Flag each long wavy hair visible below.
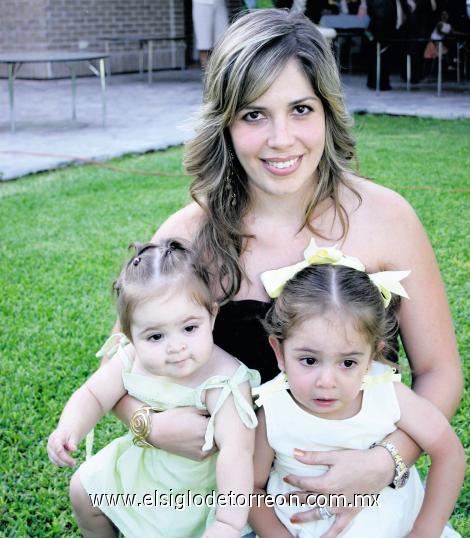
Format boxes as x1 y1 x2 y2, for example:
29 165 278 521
185 9 359 302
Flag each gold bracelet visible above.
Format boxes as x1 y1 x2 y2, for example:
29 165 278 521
130 406 159 448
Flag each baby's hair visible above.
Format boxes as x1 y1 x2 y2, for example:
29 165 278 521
264 265 400 364
113 239 215 341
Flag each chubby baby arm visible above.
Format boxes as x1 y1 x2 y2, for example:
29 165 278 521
47 354 126 467
202 380 256 537
250 408 293 538
394 383 466 538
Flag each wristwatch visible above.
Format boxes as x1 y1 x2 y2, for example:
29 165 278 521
370 441 410 489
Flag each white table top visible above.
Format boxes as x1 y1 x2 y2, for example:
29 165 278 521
98 35 185 42
0 51 109 63
319 14 370 30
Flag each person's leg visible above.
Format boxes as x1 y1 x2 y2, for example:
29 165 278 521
70 471 118 538
213 0 229 46
192 2 214 68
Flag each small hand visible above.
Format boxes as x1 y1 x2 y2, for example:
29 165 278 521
151 407 217 461
47 428 78 467
201 520 240 538
286 500 362 538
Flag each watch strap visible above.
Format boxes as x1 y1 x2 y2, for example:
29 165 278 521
370 440 409 489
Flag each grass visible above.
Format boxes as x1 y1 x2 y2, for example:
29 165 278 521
0 115 469 537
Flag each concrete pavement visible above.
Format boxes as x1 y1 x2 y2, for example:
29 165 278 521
1 67 469 181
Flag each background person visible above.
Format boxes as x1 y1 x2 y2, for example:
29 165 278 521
192 0 229 68
365 0 398 89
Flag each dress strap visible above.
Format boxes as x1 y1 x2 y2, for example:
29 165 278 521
85 429 94 461
252 372 289 408
361 364 401 390
199 365 259 452
95 332 132 370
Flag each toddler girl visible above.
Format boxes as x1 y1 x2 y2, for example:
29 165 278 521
48 239 260 538
250 244 465 538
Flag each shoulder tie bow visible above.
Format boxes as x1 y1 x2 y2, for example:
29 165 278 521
252 372 289 408
198 365 259 452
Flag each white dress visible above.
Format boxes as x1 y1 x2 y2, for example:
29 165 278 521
254 362 454 538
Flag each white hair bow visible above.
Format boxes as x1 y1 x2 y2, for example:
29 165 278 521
260 239 410 307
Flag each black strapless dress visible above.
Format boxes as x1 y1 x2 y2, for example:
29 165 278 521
213 300 276 383
213 300 400 383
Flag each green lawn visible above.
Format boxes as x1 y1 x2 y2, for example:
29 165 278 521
0 115 468 537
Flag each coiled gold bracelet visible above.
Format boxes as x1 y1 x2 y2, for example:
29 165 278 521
129 406 160 448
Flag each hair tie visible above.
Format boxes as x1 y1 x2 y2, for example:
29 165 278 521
163 244 176 258
260 238 410 307
132 256 142 266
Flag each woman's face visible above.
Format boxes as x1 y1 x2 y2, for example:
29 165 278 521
229 58 325 201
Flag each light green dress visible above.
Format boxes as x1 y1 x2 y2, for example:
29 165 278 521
79 335 260 538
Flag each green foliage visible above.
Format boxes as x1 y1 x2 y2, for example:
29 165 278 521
0 117 468 536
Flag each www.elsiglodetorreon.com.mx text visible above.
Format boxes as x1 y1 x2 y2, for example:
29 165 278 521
89 490 380 510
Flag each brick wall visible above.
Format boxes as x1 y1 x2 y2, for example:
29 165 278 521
0 0 187 78
0 0 49 52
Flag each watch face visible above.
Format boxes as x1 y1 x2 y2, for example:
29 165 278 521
395 469 410 489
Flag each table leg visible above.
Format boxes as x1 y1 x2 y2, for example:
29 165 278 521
8 63 16 134
348 36 353 73
336 38 342 70
406 54 411 92
376 42 381 95
148 40 153 85
437 41 442 97
99 59 107 127
181 42 186 71
70 64 77 120
171 40 176 70
139 41 144 78
105 41 112 81
464 45 467 80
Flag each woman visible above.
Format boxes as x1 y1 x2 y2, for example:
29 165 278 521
110 9 462 537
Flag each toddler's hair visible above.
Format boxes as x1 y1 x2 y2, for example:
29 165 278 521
264 265 400 362
113 239 214 340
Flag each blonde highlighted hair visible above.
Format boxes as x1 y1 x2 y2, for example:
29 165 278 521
185 9 359 302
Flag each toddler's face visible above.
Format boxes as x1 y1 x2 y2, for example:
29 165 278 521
130 284 216 383
270 312 373 419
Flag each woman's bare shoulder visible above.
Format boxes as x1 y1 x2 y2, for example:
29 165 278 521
151 202 205 243
346 173 418 222
344 174 428 267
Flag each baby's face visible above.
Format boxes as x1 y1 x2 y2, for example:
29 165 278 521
272 312 373 420
130 285 216 383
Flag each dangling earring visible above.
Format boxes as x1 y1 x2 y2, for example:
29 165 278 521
226 147 237 207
